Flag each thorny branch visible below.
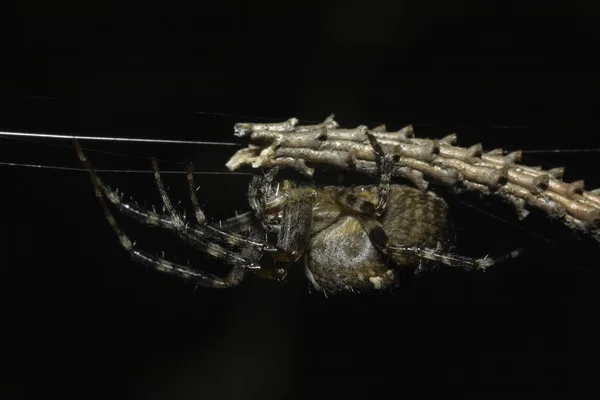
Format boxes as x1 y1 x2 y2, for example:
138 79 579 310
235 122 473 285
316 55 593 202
226 115 600 243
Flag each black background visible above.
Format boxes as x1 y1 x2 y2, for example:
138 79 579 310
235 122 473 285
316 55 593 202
2 1 600 397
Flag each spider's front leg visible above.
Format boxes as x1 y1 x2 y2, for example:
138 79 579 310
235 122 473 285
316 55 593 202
274 187 317 260
73 140 247 288
267 185 323 287
245 165 318 260
152 159 276 261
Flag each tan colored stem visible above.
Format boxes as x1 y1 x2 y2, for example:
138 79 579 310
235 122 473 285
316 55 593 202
226 115 600 241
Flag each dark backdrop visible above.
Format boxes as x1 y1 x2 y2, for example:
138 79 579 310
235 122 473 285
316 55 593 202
2 1 600 397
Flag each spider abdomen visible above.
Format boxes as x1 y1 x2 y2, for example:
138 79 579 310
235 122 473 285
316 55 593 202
305 185 452 293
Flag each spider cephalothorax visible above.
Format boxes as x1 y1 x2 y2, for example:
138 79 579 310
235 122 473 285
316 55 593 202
75 117 526 295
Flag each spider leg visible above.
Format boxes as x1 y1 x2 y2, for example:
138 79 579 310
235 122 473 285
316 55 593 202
366 132 394 217
74 140 263 270
124 233 245 288
275 187 317 260
186 163 255 235
73 140 245 288
186 163 207 225
328 134 393 218
214 211 256 233
248 173 265 219
186 163 257 234
185 164 258 237
387 244 523 272
176 161 277 252
248 166 317 262
248 167 281 230
248 175 262 218
355 209 522 273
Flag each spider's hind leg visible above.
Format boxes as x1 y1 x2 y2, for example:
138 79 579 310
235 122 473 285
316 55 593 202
329 133 394 218
366 132 394 217
388 243 523 272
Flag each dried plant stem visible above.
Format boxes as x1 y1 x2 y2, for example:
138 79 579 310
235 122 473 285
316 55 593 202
227 115 600 242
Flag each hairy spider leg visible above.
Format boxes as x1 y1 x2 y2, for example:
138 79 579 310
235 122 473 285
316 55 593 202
74 140 246 288
76 150 261 270
186 162 276 264
387 244 523 272
187 161 275 244
151 158 265 269
366 132 394 217
185 162 207 224
247 178 320 263
274 187 317 260
74 153 272 269
247 167 281 231
212 211 256 233
237 168 320 275
327 133 393 218
152 158 278 257
247 175 262 219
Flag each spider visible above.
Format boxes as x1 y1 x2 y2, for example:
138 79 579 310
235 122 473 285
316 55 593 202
74 123 521 295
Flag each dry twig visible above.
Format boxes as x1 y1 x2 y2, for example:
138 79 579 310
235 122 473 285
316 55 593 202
226 115 600 242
